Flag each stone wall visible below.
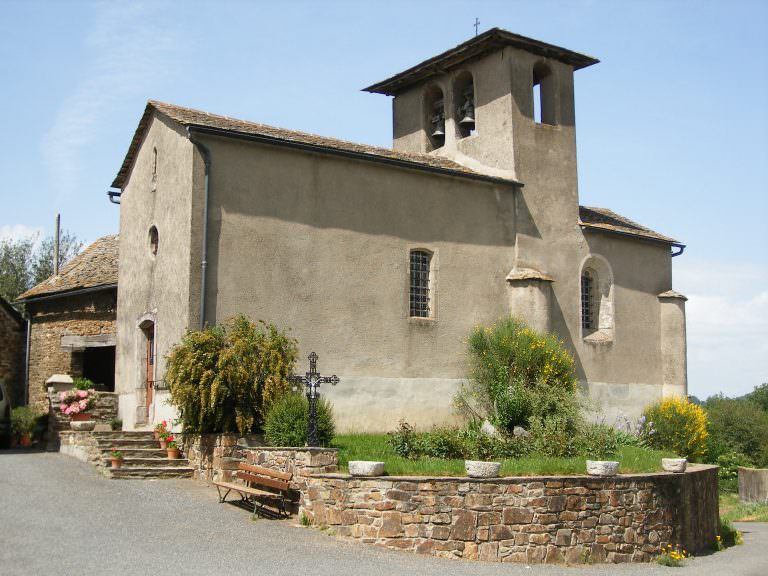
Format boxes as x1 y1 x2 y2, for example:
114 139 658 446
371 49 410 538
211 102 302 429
183 434 241 482
48 391 118 449
59 431 103 469
27 290 116 411
300 465 719 564
738 467 768 504
0 300 25 406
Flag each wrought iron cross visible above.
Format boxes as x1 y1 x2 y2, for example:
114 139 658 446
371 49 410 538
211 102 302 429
289 352 339 447
474 17 480 36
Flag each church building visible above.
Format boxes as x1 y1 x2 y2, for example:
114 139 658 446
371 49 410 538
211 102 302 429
110 28 687 431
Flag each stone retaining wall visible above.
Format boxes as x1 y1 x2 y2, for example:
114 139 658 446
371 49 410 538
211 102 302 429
59 431 103 470
48 391 118 450
300 465 718 564
183 434 241 482
739 467 768 503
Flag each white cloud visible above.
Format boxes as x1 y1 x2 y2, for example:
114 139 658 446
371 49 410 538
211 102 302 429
675 258 768 399
42 2 183 201
0 224 43 242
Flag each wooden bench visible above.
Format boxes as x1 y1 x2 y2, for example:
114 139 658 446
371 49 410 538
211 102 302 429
213 462 292 518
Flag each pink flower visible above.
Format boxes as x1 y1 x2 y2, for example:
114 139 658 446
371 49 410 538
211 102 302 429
77 390 88 399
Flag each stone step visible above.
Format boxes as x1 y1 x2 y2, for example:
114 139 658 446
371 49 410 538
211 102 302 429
92 431 158 438
96 439 164 449
108 466 194 480
106 457 190 468
100 448 169 458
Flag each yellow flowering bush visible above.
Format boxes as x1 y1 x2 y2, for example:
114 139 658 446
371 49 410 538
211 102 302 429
656 543 690 567
643 396 709 461
166 315 297 434
455 317 578 434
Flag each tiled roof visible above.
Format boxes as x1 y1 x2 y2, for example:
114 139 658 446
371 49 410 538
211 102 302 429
579 206 679 245
0 296 22 325
364 28 599 96
18 235 119 300
112 101 517 189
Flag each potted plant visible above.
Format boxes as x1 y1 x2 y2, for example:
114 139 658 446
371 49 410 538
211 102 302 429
59 388 96 428
158 428 170 449
110 448 124 469
11 406 37 447
154 420 168 440
166 435 180 459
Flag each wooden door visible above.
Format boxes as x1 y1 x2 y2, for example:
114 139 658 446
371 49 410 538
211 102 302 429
145 324 155 419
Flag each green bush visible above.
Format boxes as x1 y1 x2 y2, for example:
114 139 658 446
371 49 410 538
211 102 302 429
705 396 768 467
386 420 532 461
264 392 335 447
718 517 743 547
642 396 709 461
576 424 620 460
165 315 297 434
73 377 95 391
455 317 578 434
11 406 37 436
716 451 753 493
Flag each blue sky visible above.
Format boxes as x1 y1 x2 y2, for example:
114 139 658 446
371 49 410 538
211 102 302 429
0 0 765 400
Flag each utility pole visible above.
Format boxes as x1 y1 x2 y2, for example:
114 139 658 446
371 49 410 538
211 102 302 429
53 213 60 276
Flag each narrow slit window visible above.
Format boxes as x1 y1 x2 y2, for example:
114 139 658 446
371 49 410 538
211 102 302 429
409 250 431 318
581 270 595 331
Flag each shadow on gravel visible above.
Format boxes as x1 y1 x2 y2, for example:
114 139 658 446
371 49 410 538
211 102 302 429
0 446 49 455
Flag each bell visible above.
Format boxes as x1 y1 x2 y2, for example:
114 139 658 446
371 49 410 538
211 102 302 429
431 125 445 138
459 113 475 127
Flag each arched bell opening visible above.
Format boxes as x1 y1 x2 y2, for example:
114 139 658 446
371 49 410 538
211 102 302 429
453 70 476 139
423 84 445 151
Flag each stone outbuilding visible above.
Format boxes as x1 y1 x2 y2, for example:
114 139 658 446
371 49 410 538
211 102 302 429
17 235 118 412
0 296 26 406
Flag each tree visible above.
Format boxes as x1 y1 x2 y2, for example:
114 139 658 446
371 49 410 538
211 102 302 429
0 230 82 305
746 383 768 413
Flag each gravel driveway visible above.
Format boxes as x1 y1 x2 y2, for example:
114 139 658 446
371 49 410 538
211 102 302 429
1 451 766 575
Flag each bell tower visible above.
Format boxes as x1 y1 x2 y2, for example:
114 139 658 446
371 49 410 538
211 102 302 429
364 28 598 186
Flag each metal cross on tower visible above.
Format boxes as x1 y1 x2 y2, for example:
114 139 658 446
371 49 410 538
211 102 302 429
474 17 480 36
289 352 339 447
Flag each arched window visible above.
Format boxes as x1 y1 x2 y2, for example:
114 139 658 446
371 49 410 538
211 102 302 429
424 84 445 151
453 71 476 139
581 270 597 333
532 62 556 125
409 250 432 318
580 255 614 341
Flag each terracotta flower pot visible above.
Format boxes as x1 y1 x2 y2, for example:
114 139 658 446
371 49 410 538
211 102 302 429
167 447 180 459
19 434 32 447
159 439 168 449
70 412 91 422
111 458 123 469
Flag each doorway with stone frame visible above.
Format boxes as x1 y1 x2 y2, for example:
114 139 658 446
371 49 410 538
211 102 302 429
137 319 156 425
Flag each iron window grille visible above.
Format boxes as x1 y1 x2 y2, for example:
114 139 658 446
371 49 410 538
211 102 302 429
581 271 594 331
409 250 431 317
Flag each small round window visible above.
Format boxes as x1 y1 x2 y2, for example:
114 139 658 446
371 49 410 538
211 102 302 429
149 226 159 256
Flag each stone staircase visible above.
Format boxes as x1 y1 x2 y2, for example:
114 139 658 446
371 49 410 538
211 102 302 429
92 431 194 480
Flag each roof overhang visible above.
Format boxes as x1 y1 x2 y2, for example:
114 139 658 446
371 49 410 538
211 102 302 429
364 27 599 96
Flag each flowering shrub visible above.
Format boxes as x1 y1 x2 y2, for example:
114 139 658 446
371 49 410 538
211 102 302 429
642 396 708 461
455 317 579 433
166 435 178 449
656 543 690 567
59 389 96 416
614 414 654 447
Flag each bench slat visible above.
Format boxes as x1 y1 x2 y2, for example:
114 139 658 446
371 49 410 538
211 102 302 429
236 470 290 492
238 462 292 481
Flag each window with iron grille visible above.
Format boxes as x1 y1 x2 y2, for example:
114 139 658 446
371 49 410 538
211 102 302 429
581 270 595 331
409 250 431 317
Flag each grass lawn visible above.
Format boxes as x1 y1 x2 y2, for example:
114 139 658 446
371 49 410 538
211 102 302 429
331 434 674 477
719 492 768 522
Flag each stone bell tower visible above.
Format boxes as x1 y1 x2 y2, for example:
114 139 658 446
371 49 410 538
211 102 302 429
364 28 600 333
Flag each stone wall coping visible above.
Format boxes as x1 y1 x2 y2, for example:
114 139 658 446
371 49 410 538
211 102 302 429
310 463 717 482
241 446 339 453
